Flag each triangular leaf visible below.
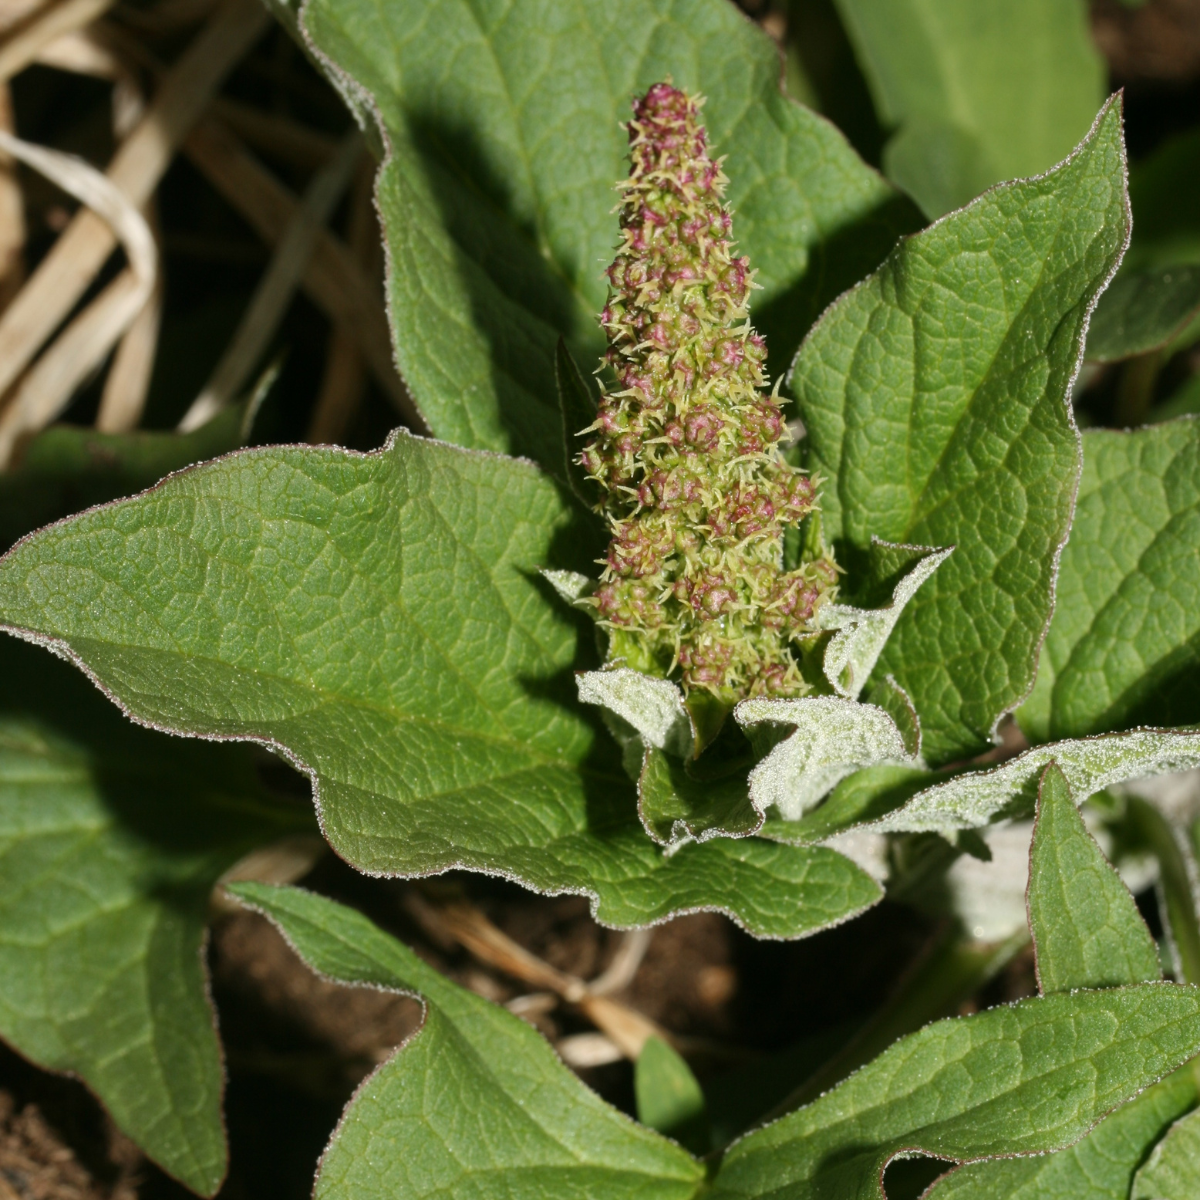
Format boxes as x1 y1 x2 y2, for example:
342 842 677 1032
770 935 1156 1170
1020 421 1200 742
0 432 878 939
275 0 918 471
227 884 705 1200
926 1067 1198 1200
710 984 1200 1199
791 96 1130 763
1028 762 1161 994
0 638 307 1196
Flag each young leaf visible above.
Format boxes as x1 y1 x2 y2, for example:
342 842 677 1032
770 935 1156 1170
272 0 918 471
791 97 1129 764
1132 1106 1200 1200
227 883 705 1200
736 696 915 821
709 985 1200 1199
833 0 1105 217
817 543 952 700
639 747 760 845
0 432 879 938
1027 762 1161 994
926 1066 1198 1200
1020 422 1200 742
635 1037 710 1154
1085 265 1200 363
0 637 307 1196
870 728 1200 834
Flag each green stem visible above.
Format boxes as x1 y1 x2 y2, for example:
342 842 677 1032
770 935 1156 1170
1129 798 1200 985
759 923 1029 1122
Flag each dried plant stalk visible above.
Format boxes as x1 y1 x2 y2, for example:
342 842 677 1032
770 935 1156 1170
96 205 161 433
405 891 670 1060
179 130 364 432
0 0 268 407
307 156 374 444
0 130 156 464
211 98 338 169
0 84 24 313
0 0 116 83
184 117 424 430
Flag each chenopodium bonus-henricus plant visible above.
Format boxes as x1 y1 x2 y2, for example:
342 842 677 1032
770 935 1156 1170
580 83 837 704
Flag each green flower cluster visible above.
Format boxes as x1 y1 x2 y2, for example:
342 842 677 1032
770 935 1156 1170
581 82 837 702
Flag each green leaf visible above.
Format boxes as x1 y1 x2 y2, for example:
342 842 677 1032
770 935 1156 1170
833 0 1105 217
555 338 599 508
710 985 1200 1199
0 404 253 553
870 728 1200 834
926 1067 1198 1200
0 431 879 938
228 883 704 1200
817 543 952 700
1028 762 1161 994
1085 266 1200 362
635 1037 709 1154
1020 422 1200 742
638 746 760 845
1133 1105 1200 1199
1124 128 1200 274
791 97 1130 763
0 636 306 1196
280 0 918 470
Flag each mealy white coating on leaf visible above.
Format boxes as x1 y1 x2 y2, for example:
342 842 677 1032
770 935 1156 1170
870 728 1200 833
576 668 694 759
736 695 915 820
540 568 595 611
819 545 954 698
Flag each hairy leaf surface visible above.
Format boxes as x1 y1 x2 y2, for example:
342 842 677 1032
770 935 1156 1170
791 98 1129 763
870 729 1200 834
0 638 305 1196
229 883 704 1200
272 0 917 470
833 0 1104 217
711 985 1200 1199
1132 1105 1200 1199
927 1067 1198 1200
1021 422 1200 741
0 432 879 937
1028 762 1161 994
